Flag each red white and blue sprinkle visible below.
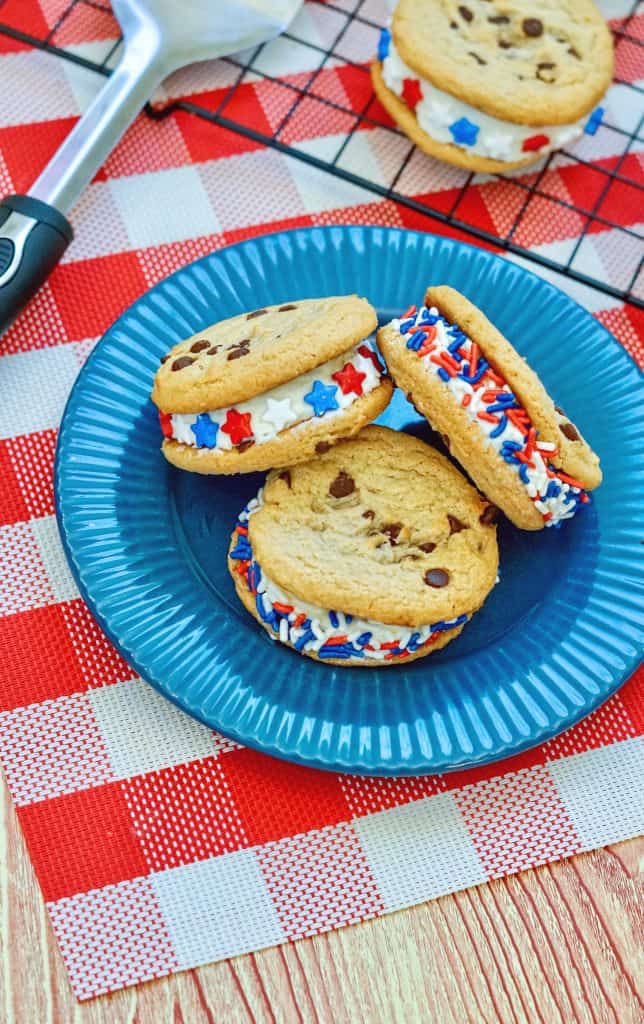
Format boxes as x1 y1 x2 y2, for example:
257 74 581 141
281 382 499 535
230 497 467 662
449 117 480 146
393 304 590 526
190 412 219 448
584 106 604 136
303 379 340 417
378 27 391 62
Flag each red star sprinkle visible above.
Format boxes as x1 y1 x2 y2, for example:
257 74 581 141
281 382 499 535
522 133 549 152
402 78 423 110
358 344 384 372
159 411 173 438
221 409 253 445
332 361 367 396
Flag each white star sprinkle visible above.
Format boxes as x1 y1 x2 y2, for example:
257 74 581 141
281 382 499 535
262 397 294 433
427 97 453 124
485 132 516 161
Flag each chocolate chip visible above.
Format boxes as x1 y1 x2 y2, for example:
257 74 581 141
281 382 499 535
522 17 543 36
278 303 297 311
448 515 467 534
450 20 458 28
568 46 581 59
279 470 291 488
382 522 402 545
424 568 449 588
499 39 512 48
246 308 268 319
207 345 221 356
315 441 331 453
418 541 436 553
469 51 487 64
479 505 499 525
536 62 556 82
458 5 473 22
561 421 581 442
160 354 169 364
488 14 509 23
190 340 210 353
329 471 355 498
555 404 566 416
236 439 255 453
362 510 375 520
441 433 451 451
227 339 251 361
171 356 195 371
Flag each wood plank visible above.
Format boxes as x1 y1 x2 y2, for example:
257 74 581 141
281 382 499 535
1 774 641 1024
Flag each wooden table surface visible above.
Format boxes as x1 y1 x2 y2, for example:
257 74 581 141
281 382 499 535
1 773 641 1024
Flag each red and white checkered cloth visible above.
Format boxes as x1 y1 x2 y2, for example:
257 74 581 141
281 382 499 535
0 0 642 1002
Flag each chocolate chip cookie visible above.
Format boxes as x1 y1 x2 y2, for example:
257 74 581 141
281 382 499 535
373 0 613 171
228 425 499 665
152 296 392 474
378 286 602 530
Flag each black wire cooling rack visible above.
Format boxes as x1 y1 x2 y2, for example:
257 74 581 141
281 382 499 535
1 0 643 309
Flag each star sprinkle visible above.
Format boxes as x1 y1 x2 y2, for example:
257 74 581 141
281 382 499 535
484 132 515 161
190 413 219 448
303 380 339 417
427 97 453 122
221 408 253 445
584 106 604 136
159 411 173 438
262 397 294 432
358 344 384 372
449 117 479 146
378 27 390 62
402 78 423 110
332 362 366 396
522 133 549 152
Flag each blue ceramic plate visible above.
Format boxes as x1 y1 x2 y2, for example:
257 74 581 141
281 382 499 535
55 227 644 775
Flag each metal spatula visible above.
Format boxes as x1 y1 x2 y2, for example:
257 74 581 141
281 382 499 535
0 0 302 332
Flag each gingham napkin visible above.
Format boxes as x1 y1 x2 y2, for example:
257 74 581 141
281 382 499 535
0 0 642 1001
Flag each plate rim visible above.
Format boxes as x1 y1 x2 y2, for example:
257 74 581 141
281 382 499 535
54 224 644 776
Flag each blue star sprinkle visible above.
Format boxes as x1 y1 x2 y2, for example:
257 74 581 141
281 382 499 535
378 27 391 62
303 380 339 417
449 117 480 146
190 413 219 448
584 106 604 136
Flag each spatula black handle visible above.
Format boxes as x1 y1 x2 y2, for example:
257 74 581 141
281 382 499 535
0 195 73 335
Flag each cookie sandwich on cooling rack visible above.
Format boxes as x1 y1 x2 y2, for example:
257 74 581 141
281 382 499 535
378 286 602 531
152 296 392 474
228 426 499 666
372 0 613 172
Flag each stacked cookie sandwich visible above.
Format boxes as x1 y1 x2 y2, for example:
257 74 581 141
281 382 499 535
378 286 602 529
372 0 613 172
228 427 499 666
152 296 392 474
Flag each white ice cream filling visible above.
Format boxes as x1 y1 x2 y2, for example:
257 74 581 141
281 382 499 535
382 42 591 163
164 342 384 451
